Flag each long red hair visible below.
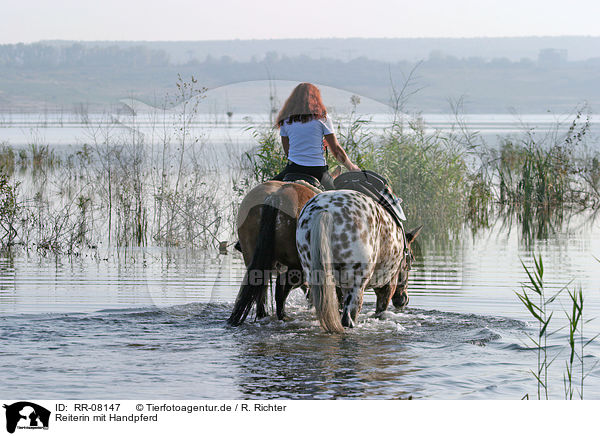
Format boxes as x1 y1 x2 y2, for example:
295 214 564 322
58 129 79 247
275 83 327 127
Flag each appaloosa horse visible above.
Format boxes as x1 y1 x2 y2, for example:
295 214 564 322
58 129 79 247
296 190 422 333
227 179 322 326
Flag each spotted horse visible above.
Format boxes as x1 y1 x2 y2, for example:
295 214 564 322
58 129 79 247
296 189 422 333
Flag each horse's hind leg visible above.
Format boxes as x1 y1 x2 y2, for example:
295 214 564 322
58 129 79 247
255 277 269 319
275 271 296 320
339 265 371 327
340 289 354 328
340 284 366 328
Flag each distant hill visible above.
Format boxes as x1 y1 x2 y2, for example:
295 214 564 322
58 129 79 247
1 39 599 113
43 36 600 63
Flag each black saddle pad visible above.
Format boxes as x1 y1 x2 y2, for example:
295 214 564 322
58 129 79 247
282 173 324 190
333 170 405 226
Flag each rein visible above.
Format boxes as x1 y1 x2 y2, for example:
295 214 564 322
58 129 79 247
400 222 414 272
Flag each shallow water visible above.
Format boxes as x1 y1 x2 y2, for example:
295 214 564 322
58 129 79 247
1 217 599 400
2 112 598 150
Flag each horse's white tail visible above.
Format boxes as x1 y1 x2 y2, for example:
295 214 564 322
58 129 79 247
309 211 343 333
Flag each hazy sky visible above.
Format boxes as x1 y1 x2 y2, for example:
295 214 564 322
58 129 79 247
2 0 600 43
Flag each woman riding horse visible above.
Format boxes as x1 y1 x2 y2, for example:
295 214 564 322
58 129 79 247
228 83 359 325
273 82 360 185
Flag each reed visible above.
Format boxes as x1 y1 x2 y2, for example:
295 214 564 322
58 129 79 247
478 109 598 241
0 171 19 245
517 254 599 400
374 119 469 236
515 255 561 399
243 122 286 182
0 77 242 253
0 145 15 176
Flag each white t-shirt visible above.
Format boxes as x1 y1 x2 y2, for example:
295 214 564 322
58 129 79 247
279 115 335 166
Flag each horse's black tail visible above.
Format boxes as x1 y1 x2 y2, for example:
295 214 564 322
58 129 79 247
228 195 279 326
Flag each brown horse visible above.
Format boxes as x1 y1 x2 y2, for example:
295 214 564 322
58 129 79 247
228 180 321 325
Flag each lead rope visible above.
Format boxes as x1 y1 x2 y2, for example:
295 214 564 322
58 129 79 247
400 222 413 271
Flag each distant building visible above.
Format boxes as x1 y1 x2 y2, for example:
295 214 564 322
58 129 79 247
537 48 568 67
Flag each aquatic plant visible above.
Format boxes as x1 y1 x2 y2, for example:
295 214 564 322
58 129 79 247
375 120 469 236
517 254 599 400
330 96 376 170
0 76 238 253
0 145 15 176
476 109 597 242
243 122 286 182
515 255 561 399
0 170 19 245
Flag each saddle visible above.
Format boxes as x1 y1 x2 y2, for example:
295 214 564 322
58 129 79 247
333 170 406 227
282 172 325 191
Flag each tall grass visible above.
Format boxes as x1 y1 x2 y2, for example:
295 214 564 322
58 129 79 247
515 255 561 399
478 109 598 241
243 123 286 183
0 76 250 253
375 121 469 236
517 254 599 399
245 102 599 242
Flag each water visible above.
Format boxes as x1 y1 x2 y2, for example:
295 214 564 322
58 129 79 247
1 110 599 399
1 217 599 400
1 111 598 150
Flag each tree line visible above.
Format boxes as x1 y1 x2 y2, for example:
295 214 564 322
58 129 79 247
1 43 599 112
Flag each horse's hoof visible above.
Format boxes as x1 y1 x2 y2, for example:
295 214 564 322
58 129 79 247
341 312 354 328
392 292 409 309
256 310 269 320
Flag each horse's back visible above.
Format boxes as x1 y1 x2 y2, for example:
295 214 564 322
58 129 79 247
297 190 378 264
236 181 284 230
238 181 318 267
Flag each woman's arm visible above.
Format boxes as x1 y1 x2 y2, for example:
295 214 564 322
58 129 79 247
324 133 360 171
281 136 289 158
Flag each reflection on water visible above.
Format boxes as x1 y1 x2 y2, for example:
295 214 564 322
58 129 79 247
0 216 599 399
2 112 598 149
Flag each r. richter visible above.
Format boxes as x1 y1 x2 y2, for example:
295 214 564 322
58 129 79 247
254 404 287 412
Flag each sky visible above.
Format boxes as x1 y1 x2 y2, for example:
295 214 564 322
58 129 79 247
2 0 600 43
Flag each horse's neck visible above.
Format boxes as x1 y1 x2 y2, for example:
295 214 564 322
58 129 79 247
388 221 407 251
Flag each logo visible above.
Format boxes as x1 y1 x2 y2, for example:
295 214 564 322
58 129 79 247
3 402 50 434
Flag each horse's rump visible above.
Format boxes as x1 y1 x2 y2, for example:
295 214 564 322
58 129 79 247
229 181 319 325
297 189 421 332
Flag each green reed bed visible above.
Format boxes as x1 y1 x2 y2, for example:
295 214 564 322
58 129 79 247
1 86 599 252
0 77 250 253
374 122 470 236
479 110 599 241
247 105 600 244
246 109 473 239
516 254 599 400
